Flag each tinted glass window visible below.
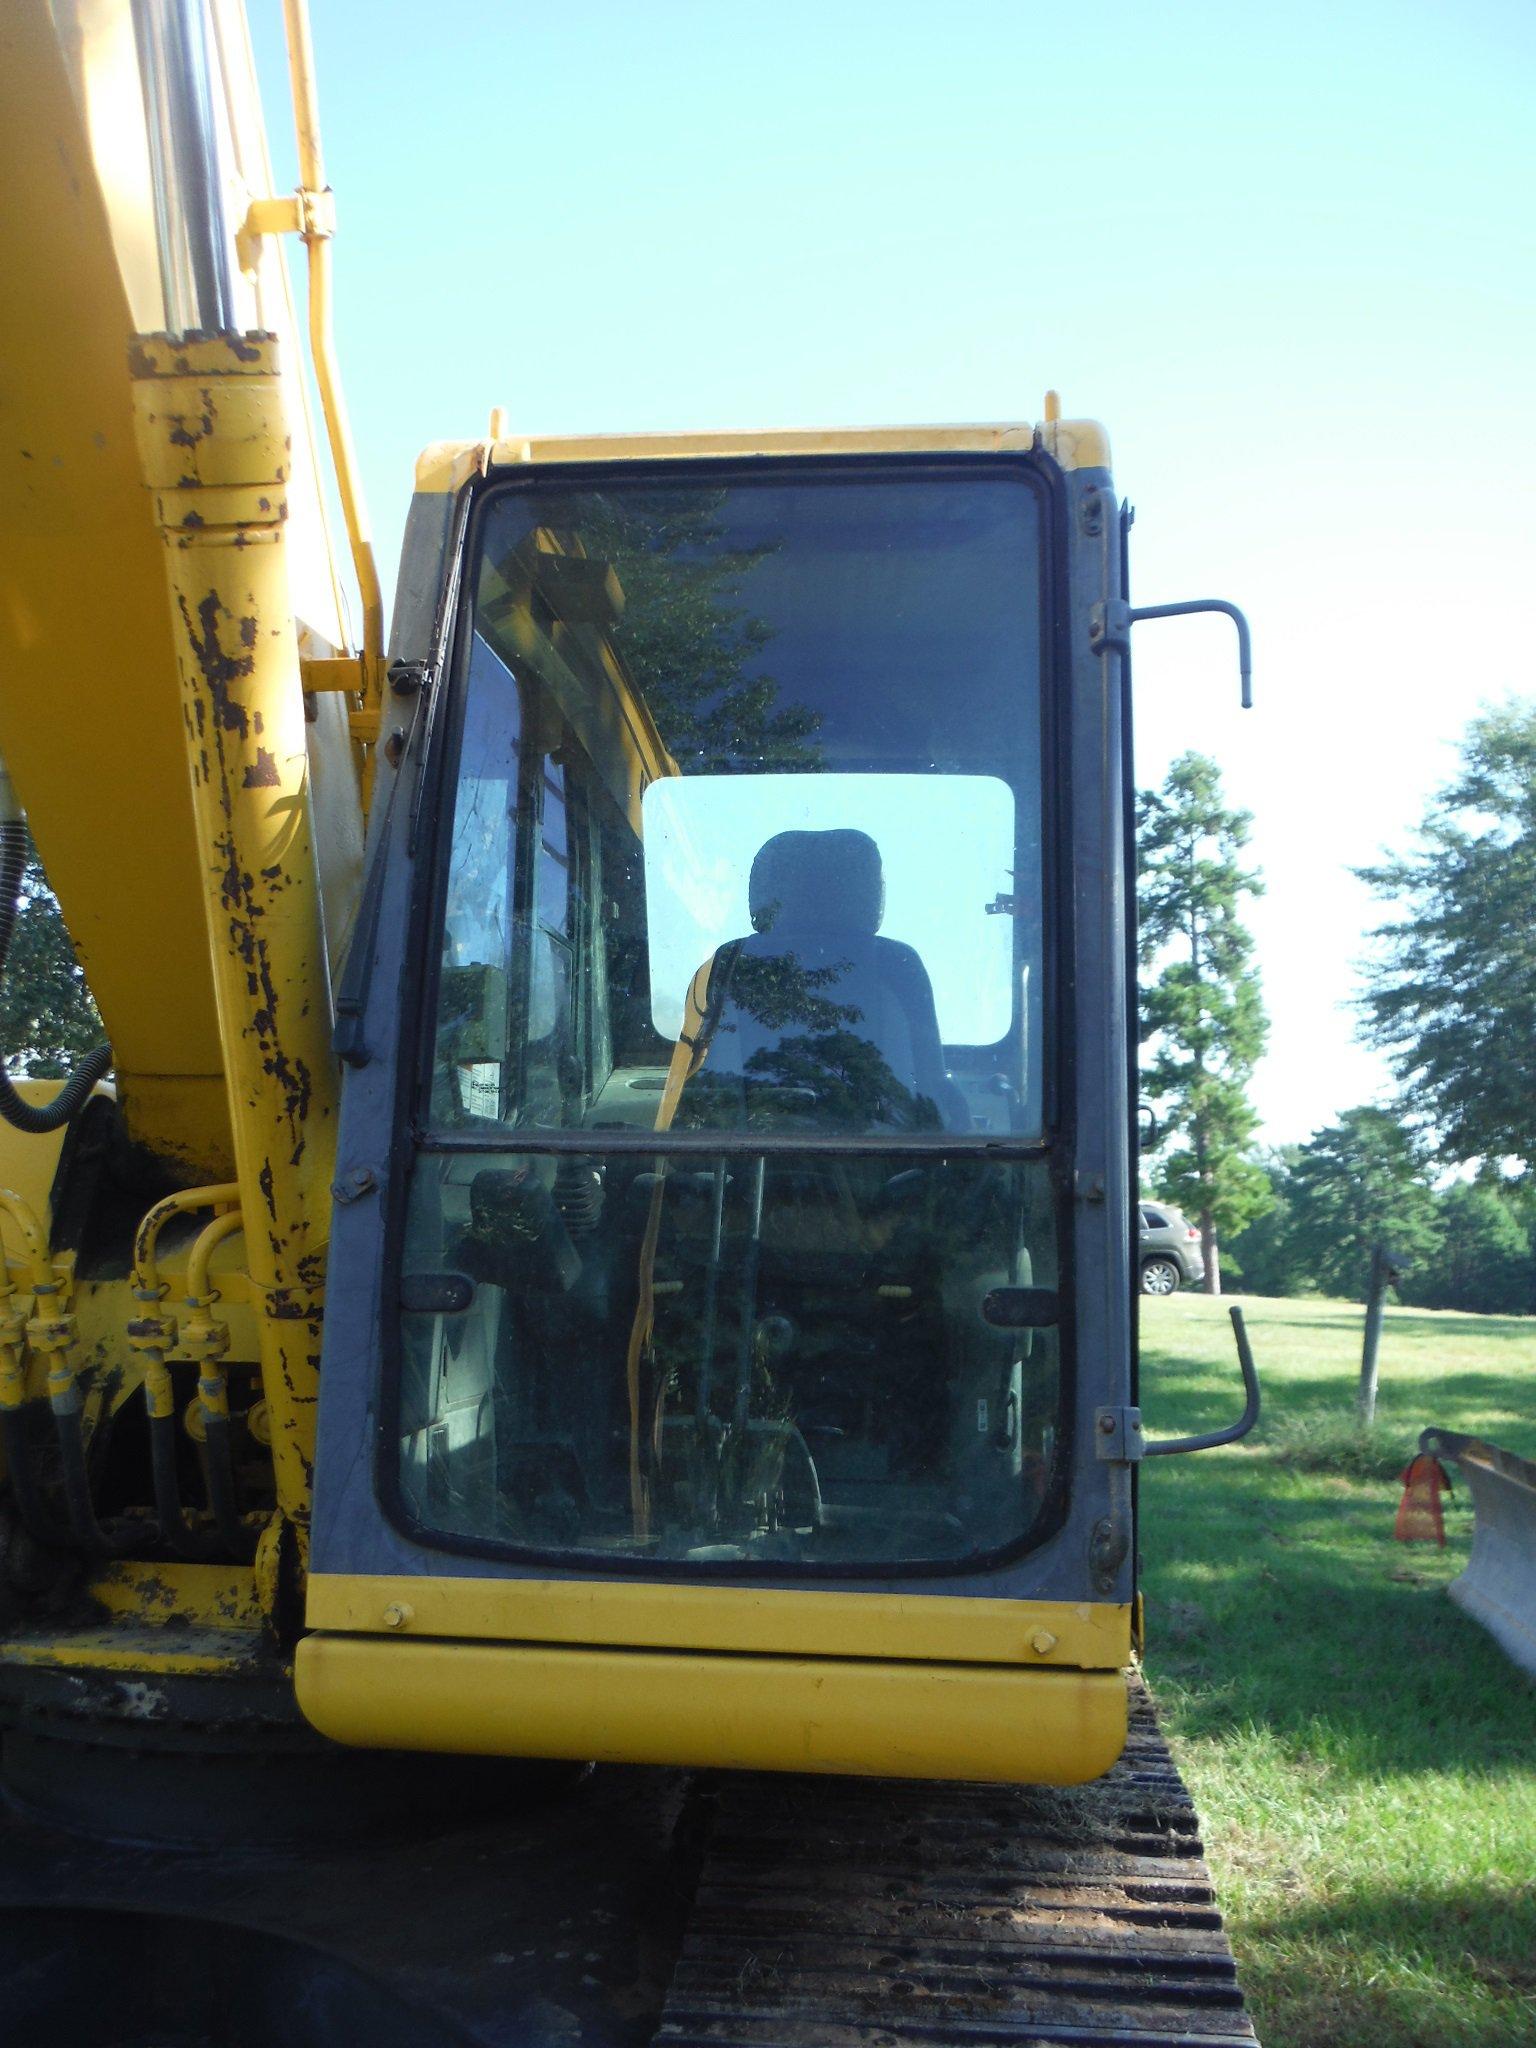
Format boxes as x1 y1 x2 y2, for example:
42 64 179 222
399 1147 1061 1568
429 474 1046 1143
406 468 1063 1573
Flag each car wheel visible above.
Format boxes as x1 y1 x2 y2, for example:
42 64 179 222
1141 1257 1180 1297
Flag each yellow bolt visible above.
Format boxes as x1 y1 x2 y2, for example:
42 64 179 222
382 1602 413 1631
1030 1630 1058 1656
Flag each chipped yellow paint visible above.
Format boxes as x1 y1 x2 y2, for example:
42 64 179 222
0 1623 268 1678
129 331 337 1530
86 1559 264 1633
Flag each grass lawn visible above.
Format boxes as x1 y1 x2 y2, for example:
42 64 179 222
1139 1292 1536 2048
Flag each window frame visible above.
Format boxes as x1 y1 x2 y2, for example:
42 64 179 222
378 451 1082 1582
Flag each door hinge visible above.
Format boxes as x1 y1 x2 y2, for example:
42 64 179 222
1095 1405 1145 1463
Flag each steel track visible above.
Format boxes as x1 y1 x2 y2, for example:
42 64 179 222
656 1680 1258 2048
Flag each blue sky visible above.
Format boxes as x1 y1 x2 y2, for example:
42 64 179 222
250 0 1536 1146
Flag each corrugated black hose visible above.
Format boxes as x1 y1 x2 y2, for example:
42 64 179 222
0 819 112 1134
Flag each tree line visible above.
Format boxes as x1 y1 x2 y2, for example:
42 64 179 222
1140 703 1536 1315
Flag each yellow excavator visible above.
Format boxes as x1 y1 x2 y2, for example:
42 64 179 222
0 3 1263 2041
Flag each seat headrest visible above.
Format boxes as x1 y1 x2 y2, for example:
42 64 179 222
749 828 885 936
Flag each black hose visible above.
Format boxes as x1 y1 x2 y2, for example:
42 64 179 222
202 1411 257 1561
51 1396 135 1557
0 1406 68 1549
148 1409 222 1560
0 820 112 1134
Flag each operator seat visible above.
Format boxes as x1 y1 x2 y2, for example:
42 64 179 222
682 827 958 1131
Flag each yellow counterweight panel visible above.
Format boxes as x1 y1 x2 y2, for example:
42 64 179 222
0 1 233 1178
297 1635 1128 1786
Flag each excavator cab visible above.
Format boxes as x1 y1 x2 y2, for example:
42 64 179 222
0 4 1270 2031
300 438 1143 1782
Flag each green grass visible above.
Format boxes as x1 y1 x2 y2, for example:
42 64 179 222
1139 1292 1536 2048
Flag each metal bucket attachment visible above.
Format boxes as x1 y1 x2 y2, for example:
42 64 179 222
1421 1428 1536 1681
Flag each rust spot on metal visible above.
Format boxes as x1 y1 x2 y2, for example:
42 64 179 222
239 616 258 649
224 334 265 363
126 342 157 380
242 748 280 789
181 509 206 529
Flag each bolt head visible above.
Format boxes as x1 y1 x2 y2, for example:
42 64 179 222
381 1602 412 1630
1030 1630 1058 1656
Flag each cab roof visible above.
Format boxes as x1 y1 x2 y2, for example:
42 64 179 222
413 416 1111 494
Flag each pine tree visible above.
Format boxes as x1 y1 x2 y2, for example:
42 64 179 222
1138 753 1270 1293
1283 1106 1442 1301
1223 1146 1305 1296
1404 1180 1531 1316
1357 704 1536 1173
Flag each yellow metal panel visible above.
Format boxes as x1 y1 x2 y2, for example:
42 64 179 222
0 1 233 1174
110 1076 239 1184
305 1573 1131 1670
413 419 1113 493
0 1083 74 1263
297 1634 1127 1784
0 1623 267 1678
85 1559 263 1633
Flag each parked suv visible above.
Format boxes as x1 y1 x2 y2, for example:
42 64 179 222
1139 1203 1205 1295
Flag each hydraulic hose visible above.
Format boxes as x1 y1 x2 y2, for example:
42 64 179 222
0 814 112 1135
131 1184 242 1558
201 1411 256 1563
50 1382 136 1557
148 1408 221 1560
184 1208 257 1562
